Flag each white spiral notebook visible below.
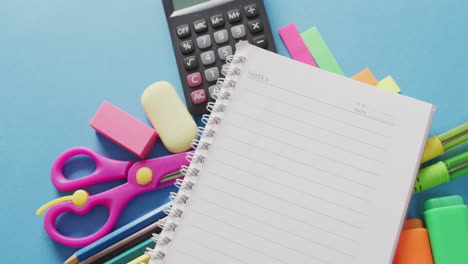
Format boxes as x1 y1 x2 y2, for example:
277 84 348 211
147 42 435 264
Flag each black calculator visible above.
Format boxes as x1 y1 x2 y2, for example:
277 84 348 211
163 0 277 116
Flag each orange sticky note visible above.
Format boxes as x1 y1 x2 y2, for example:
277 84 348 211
352 68 378 85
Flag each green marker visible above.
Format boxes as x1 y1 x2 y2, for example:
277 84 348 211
414 151 468 193
421 122 468 163
424 196 468 264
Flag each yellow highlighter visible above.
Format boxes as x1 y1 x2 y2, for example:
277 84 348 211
127 254 150 264
421 123 468 163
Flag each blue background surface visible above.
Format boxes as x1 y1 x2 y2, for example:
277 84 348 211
1 0 467 262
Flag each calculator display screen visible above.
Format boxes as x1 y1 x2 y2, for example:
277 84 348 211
173 0 212 10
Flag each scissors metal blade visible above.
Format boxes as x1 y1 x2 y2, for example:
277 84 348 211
160 170 184 183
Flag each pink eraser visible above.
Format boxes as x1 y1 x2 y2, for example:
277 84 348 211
278 23 318 67
90 101 158 159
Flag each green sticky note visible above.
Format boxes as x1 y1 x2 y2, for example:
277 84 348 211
376 76 401 93
301 27 344 76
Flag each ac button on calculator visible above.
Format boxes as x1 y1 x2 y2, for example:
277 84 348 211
163 0 277 115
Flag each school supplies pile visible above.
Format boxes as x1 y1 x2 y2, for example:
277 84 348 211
35 14 467 263
36 82 199 249
277 23 468 193
277 22 468 264
146 42 434 264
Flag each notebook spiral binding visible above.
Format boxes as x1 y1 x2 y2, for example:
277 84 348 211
146 54 246 263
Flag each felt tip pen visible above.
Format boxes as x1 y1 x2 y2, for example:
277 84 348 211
421 122 468 163
414 151 468 193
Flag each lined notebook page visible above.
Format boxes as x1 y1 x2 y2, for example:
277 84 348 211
155 43 434 264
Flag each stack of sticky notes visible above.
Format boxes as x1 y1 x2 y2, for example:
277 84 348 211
278 23 401 94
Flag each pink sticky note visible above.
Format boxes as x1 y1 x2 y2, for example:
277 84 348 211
278 23 318 67
90 101 158 159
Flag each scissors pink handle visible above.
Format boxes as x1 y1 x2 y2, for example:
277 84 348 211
44 150 190 247
51 147 133 191
44 186 129 247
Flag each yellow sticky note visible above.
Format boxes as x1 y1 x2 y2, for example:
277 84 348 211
376 76 401 93
352 68 378 85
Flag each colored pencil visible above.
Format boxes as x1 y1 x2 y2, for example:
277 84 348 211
65 202 170 264
104 238 154 264
79 219 162 264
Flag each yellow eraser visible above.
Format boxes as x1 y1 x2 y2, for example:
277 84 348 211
141 81 198 153
352 68 378 85
376 75 401 93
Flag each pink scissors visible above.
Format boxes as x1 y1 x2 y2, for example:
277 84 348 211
36 146 190 247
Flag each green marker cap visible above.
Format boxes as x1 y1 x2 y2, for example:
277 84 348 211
425 195 464 211
414 151 468 193
424 195 468 262
414 161 450 193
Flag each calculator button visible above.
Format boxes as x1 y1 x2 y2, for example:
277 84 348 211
214 30 229 44
187 72 202 88
244 4 259 18
183 56 198 70
193 19 208 33
180 40 194 54
176 24 191 39
231 25 246 39
208 85 220 99
252 35 268 48
218 46 233 60
196 35 212 49
226 9 242 23
200 50 216 65
204 67 219 82
191 89 207 104
248 19 263 34
210 14 225 28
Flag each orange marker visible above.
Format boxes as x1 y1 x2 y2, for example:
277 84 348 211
393 219 434 264
352 68 378 85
